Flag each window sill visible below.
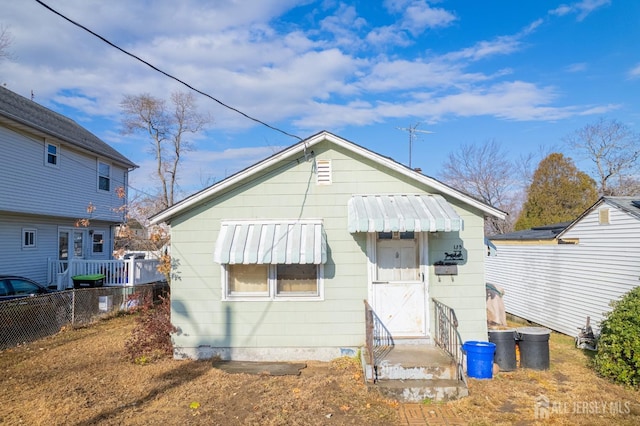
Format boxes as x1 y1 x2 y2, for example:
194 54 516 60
223 295 323 302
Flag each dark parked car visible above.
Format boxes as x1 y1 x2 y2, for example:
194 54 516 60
0 276 58 301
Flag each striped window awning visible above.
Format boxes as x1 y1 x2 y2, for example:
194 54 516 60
213 220 327 265
347 194 462 233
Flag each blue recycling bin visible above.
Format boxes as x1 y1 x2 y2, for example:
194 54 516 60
462 341 496 379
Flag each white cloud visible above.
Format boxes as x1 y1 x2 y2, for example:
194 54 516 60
565 63 587 73
129 145 285 196
628 64 640 79
365 25 412 48
549 0 611 21
401 1 457 35
1 0 623 193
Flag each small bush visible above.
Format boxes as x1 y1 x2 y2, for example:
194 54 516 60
593 286 640 387
125 295 176 363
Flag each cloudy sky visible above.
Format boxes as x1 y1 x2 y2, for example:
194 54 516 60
2 0 638 200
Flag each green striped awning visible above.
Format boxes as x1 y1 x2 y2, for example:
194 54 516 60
213 220 327 265
347 194 462 233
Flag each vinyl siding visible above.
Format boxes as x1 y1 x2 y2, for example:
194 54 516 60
169 140 489 357
0 125 127 222
0 213 114 284
486 203 640 336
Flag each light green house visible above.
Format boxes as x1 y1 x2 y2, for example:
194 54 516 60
150 131 505 361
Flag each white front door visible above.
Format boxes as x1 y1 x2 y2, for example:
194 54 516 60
370 232 428 337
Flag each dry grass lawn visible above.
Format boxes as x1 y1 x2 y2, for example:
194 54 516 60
1 313 639 425
448 323 640 425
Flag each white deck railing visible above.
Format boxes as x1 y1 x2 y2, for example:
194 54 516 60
47 258 166 289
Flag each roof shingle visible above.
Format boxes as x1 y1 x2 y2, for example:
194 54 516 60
0 86 136 168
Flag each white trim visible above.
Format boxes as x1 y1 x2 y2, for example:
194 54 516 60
221 264 324 302
22 228 37 249
91 231 105 254
44 140 59 168
150 131 506 224
97 160 111 192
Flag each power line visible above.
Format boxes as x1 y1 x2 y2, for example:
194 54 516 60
34 0 303 142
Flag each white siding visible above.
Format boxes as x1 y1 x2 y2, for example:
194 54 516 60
0 125 127 222
486 203 640 336
0 213 114 284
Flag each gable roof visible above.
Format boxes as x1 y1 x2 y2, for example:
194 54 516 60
489 222 571 241
490 196 640 242
0 86 136 169
150 131 505 225
556 196 640 238
601 196 640 220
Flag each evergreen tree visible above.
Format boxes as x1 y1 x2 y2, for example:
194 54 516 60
515 153 598 230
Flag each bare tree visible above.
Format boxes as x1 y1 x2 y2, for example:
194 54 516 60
121 91 210 209
440 139 518 235
0 25 13 60
564 118 640 196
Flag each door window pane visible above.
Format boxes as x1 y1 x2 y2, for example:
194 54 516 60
73 232 84 257
376 237 419 281
59 232 69 260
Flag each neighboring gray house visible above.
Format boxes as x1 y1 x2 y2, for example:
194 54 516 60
0 86 137 286
486 197 640 337
150 131 505 362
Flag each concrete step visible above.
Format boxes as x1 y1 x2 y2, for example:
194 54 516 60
362 344 468 402
371 378 469 402
375 345 457 380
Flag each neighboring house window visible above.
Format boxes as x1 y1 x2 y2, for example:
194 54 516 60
225 264 322 300
375 231 419 281
599 208 610 225
98 161 111 191
45 142 59 167
22 228 36 249
316 159 332 185
92 232 104 254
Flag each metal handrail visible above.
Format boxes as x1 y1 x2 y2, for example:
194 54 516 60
432 298 466 384
363 300 394 383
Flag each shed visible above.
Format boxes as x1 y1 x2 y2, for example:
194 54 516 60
486 196 640 336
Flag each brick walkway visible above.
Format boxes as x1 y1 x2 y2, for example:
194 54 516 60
398 404 467 425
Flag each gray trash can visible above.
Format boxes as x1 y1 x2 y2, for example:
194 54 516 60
516 327 551 370
488 328 517 371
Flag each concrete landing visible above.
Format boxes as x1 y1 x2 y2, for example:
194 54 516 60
364 344 468 403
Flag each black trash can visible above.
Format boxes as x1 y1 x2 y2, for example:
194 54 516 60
488 328 517 371
516 327 551 370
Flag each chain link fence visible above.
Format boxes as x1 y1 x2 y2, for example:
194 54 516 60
0 282 168 350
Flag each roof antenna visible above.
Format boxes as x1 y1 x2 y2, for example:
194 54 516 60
396 122 433 168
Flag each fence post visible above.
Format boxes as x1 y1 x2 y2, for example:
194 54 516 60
71 290 76 327
127 258 135 285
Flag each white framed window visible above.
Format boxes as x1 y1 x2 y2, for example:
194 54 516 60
22 228 37 249
98 161 111 192
223 264 323 301
92 232 104 254
45 141 59 167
